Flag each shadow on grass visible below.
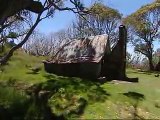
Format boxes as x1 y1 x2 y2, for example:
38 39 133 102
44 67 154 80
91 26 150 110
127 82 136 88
0 73 110 119
25 73 110 119
0 85 29 120
26 66 41 75
26 71 39 74
123 91 145 119
123 92 145 100
43 74 110 102
0 84 65 120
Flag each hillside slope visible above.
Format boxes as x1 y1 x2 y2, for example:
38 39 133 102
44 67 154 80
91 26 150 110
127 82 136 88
0 50 46 84
0 50 160 119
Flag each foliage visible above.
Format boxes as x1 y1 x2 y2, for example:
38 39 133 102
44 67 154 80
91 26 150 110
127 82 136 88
0 85 29 119
90 3 121 21
124 0 160 70
48 89 87 117
72 2 121 49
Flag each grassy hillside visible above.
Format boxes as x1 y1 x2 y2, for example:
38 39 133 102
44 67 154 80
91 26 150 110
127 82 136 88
0 50 160 119
0 50 46 84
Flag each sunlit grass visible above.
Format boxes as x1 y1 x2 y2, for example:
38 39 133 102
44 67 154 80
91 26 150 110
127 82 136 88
81 69 160 119
0 50 46 84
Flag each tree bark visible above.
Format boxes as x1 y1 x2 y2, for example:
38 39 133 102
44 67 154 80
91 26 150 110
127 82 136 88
148 56 154 71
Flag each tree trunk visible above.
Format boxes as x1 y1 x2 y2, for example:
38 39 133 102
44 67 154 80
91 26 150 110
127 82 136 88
148 56 154 71
147 40 154 71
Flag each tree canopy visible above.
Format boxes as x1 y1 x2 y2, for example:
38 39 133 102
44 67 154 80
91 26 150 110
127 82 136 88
124 0 160 70
72 2 121 51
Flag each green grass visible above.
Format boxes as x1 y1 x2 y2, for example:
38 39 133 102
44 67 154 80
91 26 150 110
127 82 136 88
0 85 29 119
0 50 47 84
81 69 160 119
0 51 160 119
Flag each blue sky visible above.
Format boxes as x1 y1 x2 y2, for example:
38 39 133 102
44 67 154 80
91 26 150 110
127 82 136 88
37 0 154 34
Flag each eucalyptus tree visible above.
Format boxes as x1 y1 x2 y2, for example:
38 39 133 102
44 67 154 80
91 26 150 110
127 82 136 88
73 2 121 49
24 31 55 56
24 29 73 57
0 11 32 53
0 0 86 65
124 0 160 70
